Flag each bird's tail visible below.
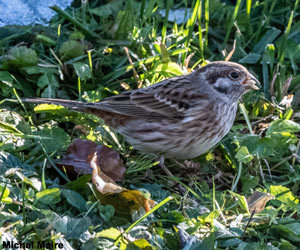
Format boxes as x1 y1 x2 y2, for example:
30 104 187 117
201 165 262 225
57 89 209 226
22 98 88 112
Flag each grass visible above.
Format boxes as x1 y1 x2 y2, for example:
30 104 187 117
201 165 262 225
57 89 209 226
0 0 300 249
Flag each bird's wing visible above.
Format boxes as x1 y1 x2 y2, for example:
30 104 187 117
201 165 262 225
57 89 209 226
23 74 206 120
89 75 200 120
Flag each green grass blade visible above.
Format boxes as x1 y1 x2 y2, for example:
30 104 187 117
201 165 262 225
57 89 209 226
223 0 242 47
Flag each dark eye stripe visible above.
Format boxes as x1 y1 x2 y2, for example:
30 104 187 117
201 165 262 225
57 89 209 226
214 86 228 95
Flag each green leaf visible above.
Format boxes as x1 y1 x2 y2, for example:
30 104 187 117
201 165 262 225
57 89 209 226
62 189 87 212
272 219 300 243
267 119 300 135
229 191 249 213
131 239 153 249
59 41 86 61
0 71 17 96
239 53 261 64
53 216 91 239
264 44 275 68
0 184 12 203
0 110 31 134
33 127 70 152
73 62 92 81
189 232 215 250
36 188 61 205
270 185 299 204
161 210 185 224
3 46 38 68
37 74 60 98
0 71 14 87
235 146 253 163
114 1 135 39
241 175 259 192
99 204 115 222
96 227 122 239
253 27 281 54
90 1 123 17
154 62 183 76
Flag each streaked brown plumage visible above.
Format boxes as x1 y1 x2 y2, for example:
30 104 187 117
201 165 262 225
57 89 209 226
23 61 259 159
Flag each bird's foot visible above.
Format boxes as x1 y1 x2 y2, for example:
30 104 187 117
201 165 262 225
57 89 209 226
158 156 186 195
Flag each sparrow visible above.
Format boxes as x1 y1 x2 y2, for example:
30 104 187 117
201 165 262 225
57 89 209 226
23 61 259 160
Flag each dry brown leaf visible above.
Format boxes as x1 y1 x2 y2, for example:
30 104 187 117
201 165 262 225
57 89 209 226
247 191 274 214
58 138 125 181
89 152 155 217
89 152 123 194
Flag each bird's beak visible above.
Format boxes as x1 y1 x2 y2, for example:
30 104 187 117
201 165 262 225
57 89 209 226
243 74 260 90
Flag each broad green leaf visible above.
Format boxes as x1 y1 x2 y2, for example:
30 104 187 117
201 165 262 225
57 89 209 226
190 232 215 250
96 227 122 239
73 62 92 81
229 191 249 214
36 188 61 205
241 175 259 192
272 219 300 243
239 53 261 64
270 185 299 204
59 41 86 61
3 46 38 68
161 210 185 224
154 62 183 76
0 184 10 200
131 239 153 249
267 119 300 135
34 104 66 112
53 216 91 239
22 66 58 75
37 74 59 98
37 74 59 88
90 0 123 17
99 204 115 222
235 146 253 163
62 189 87 212
253 27 281 54
0 110 31 134
0 71 14 86
33 127 70 152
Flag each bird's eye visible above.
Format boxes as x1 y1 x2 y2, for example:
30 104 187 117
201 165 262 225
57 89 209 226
230 71 240 79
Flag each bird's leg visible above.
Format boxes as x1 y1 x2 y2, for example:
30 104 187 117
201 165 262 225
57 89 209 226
158 156 176 178
158 156 185 194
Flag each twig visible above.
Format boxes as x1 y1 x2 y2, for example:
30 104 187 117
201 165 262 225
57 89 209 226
251 114 273 126
282 76 293 96
124 47 142 88
269 70 278 96
242 210 255 240
225 39 236 62
184 52 195 70
271 155 294 170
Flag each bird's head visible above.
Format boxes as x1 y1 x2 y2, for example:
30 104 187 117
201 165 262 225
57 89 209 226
195 61 259 102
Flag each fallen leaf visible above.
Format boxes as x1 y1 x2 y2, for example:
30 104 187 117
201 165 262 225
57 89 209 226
58 139 125 181
89 152 155 219
89 152 123 194
247 191 274 214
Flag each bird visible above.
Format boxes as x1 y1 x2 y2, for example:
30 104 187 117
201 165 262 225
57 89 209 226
23 61 259 161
